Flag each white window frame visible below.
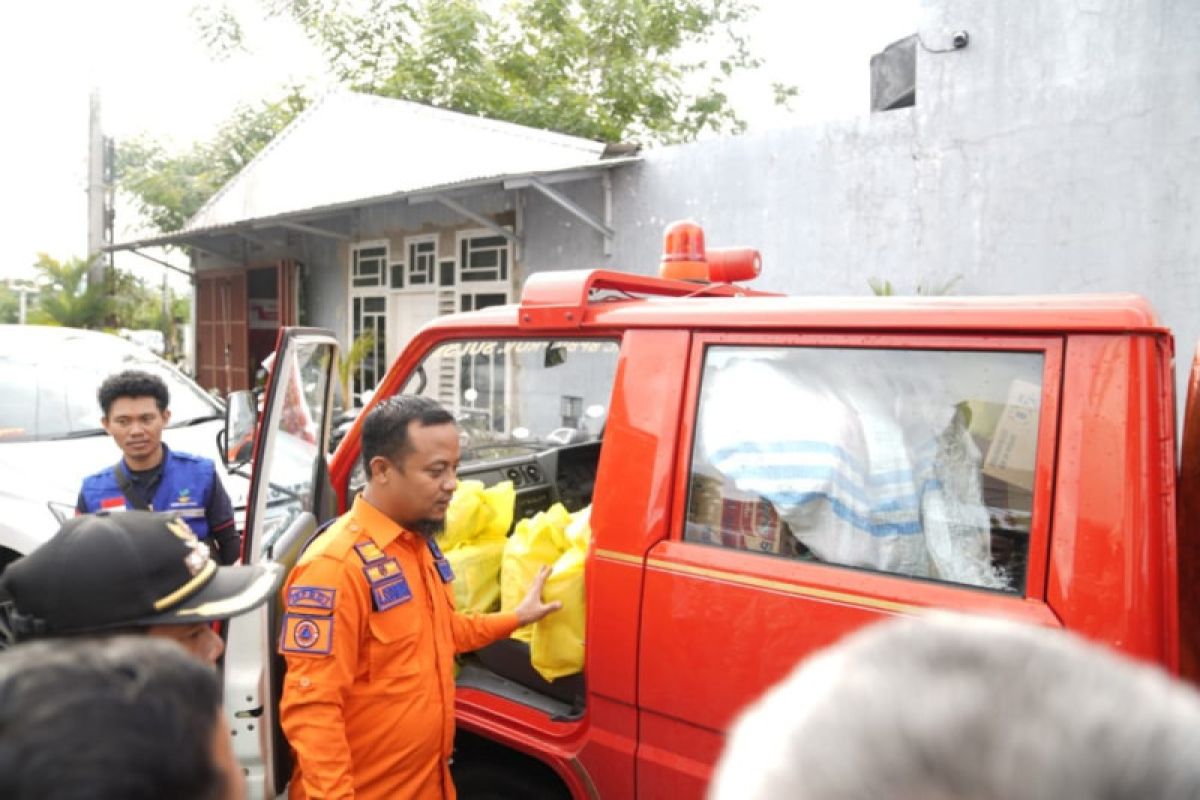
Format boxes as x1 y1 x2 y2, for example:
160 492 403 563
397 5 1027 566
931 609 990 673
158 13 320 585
455 228 512 288
349 240 389 291
404 234 439 290
346 240 390 402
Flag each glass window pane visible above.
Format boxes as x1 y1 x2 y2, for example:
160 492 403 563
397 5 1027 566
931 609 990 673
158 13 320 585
686 346 1044 594
398 339 620 480
255 338 334 558
462 270 499 282
469 250 498 268
0 337 220 442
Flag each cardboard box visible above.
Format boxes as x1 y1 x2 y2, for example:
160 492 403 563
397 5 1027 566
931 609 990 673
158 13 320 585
982 378 1041 492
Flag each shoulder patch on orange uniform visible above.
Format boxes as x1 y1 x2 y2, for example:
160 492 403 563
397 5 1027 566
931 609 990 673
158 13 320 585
354 540 388 564
286 585 336 612
280 613 334 655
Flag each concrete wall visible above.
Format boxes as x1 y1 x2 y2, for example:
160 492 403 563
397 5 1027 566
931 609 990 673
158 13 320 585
520 178 611 278
594 0 1200 405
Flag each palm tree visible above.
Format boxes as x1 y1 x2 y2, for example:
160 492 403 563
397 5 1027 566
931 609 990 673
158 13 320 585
336 332 376 410
27 254 110 328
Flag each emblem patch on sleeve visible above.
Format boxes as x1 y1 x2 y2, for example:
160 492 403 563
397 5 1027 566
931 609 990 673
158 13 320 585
286 586 337 611
280 613 334 655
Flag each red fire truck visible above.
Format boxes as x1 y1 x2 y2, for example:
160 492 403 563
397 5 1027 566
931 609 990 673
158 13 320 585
222 222 1200 799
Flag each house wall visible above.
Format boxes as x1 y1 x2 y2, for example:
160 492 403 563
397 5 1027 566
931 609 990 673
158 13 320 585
520 179 611 277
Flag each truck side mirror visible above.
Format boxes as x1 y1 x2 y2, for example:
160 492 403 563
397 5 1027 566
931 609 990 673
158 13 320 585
222 390 258 468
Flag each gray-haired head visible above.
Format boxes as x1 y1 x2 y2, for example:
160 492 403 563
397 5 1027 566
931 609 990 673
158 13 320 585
710 614 1200 800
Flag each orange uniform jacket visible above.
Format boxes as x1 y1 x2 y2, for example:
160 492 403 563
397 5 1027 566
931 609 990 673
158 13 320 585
279 495 519 799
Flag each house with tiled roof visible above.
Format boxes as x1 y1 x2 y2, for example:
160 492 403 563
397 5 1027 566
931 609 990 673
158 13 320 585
112 91 638 395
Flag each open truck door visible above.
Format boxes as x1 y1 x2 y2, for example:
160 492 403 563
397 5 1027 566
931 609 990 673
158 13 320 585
221 327 340 799
1179 341 1200 685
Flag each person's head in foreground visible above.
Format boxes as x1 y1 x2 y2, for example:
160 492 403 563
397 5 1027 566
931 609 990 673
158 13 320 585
0 635 245 800
361 394 459 536
0 510 280 663
709 614 1200 800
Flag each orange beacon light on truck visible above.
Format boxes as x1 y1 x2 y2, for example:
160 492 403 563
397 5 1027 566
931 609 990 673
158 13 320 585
659 220 762 283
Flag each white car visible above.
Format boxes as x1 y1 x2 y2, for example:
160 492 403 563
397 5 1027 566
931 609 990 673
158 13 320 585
0 325 249 570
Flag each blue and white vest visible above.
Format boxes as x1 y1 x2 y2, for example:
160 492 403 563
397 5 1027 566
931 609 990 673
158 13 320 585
79 447 215 540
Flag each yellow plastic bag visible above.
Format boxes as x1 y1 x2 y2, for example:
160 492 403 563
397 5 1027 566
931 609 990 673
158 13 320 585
441 480 486 550
481 481 515 540
438 481 515 613
531 507 591 680
501 503 571 642
446 540 506 612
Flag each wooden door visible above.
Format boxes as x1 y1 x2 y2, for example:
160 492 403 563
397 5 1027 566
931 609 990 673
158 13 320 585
196 271 249 394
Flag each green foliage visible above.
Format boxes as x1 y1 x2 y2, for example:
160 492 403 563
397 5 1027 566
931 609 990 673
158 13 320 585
0 284 19 324
123 1 783 235
868 274 964 297
116 89 309 233
337 331 376 409
109 271 191 333
22 255 189 338
867 277 895 296
28 255 112 328
191 2 247 60
274 0 766 144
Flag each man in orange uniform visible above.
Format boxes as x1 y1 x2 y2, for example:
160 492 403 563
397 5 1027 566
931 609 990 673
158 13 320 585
279 395 561 799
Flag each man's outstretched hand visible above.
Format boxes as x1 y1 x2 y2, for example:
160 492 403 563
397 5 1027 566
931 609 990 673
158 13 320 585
513 565 563 625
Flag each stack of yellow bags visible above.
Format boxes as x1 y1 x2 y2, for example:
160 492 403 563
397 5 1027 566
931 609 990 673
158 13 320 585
437 480 515 613
500 503 591 681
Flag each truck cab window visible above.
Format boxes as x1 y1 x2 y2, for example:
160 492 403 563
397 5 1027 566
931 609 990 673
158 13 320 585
686 345 1044 594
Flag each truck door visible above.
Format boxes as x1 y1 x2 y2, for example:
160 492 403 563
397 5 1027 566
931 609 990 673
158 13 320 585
1178 341 1200 684
222 327 339 800
636 333 1065 798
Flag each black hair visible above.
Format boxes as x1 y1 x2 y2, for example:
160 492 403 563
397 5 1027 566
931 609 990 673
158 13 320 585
97 369 170 416
361 395 455 475
0 636 227 800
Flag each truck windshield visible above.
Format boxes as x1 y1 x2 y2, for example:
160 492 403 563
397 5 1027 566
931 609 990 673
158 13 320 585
400 338 619 466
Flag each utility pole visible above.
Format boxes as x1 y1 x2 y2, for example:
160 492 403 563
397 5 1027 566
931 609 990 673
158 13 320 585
10 280 38 324
86 89 114 291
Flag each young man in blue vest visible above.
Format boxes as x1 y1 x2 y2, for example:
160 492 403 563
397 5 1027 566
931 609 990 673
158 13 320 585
76 370 242 565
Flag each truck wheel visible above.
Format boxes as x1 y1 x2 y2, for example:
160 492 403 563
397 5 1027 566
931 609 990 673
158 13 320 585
453 762 570 800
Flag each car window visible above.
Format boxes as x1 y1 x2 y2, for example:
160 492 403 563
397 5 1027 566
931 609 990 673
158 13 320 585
252 337 334 559
0 335 220 442
685 345 1044 594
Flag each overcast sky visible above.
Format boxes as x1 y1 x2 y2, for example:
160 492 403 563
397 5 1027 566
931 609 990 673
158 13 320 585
0 0 917 284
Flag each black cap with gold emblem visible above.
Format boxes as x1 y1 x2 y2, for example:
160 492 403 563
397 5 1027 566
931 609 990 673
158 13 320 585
0 510 281 639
